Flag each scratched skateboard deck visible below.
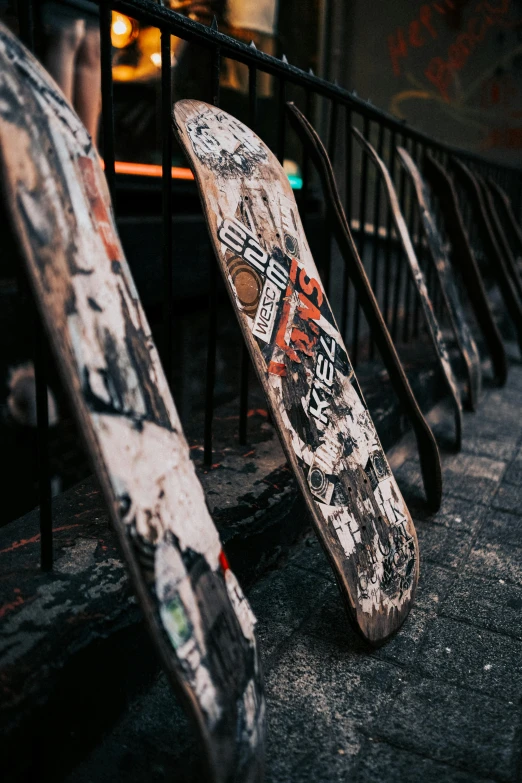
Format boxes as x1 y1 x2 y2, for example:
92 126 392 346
285 102 441 511
479 174 522 304
397 147 482 411
353 130 463 450
0 25 264 783
174 100 419 645
451 157 522 357
423 154 507 387
488 179 522 277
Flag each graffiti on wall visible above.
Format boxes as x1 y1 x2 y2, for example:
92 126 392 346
386 0 522 155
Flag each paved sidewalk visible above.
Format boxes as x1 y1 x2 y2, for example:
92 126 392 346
67 363 522 783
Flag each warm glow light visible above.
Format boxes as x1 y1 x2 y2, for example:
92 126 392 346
100 160 194 180
111 12 137 49
113 19 128 35
150 52 162 68
99 160 302 189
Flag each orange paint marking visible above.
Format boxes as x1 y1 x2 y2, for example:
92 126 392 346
297 292 321 322
78 156 121 261
268 361 287 376
275 258 300 362
0 524 80 555
247 408 268 418
290 327 317 356
0 594 25 620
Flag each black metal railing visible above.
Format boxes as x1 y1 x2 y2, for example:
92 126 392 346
11 0 522 570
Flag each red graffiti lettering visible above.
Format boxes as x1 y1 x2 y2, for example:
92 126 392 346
388 27 408 76
420 4 438 37
425 57 452 101
409 20 425 47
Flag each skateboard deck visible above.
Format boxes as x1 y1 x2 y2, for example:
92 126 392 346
487 179 522 277
173 100 419 644
285 102 441 511
0 24 264 783
451 157 522 357
423 153 507 386
352 130 463 450
479 174 522 303
397 147 482 411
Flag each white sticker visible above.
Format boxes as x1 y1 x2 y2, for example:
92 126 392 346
252 278 281 343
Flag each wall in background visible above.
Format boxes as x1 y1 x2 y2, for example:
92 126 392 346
342 0 522 165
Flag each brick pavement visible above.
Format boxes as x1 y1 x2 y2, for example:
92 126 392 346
66 363 522 783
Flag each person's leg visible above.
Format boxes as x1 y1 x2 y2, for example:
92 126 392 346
43 15 85 104
74 23 101 142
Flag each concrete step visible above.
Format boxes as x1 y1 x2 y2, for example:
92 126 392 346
1 348 451 782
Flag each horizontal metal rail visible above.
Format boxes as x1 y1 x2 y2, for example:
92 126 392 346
96 0 521 176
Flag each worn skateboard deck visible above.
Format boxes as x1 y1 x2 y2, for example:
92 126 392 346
488 179 522 277
0 25 264 783
353 130 463 450
451 157 522 357
285 102 441 511
423 154 507 387
174 100 419 644
397 147 482 411
479 174 522 304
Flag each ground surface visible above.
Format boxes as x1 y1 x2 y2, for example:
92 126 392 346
62 360 522 783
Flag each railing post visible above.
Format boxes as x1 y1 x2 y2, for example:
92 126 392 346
161 29 173 388
100 0 116 205
204 39 221 467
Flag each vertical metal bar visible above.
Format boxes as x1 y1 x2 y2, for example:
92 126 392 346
238 65 258 446
412 146 423 339
301 90 313 232
204 44 221 466
323 100 338 295
352 115 370 367
384 129 396 327
18 0 35 49
369 122 384 359
391 133 407 340
277 77 286 165
34 320 53 570
402 138 417 343
20 0 52 569
100 1 116 206
161 29 173 387
341 106 353 342
328 101 339 165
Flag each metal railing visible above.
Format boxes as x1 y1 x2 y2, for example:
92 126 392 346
12 0 522 570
